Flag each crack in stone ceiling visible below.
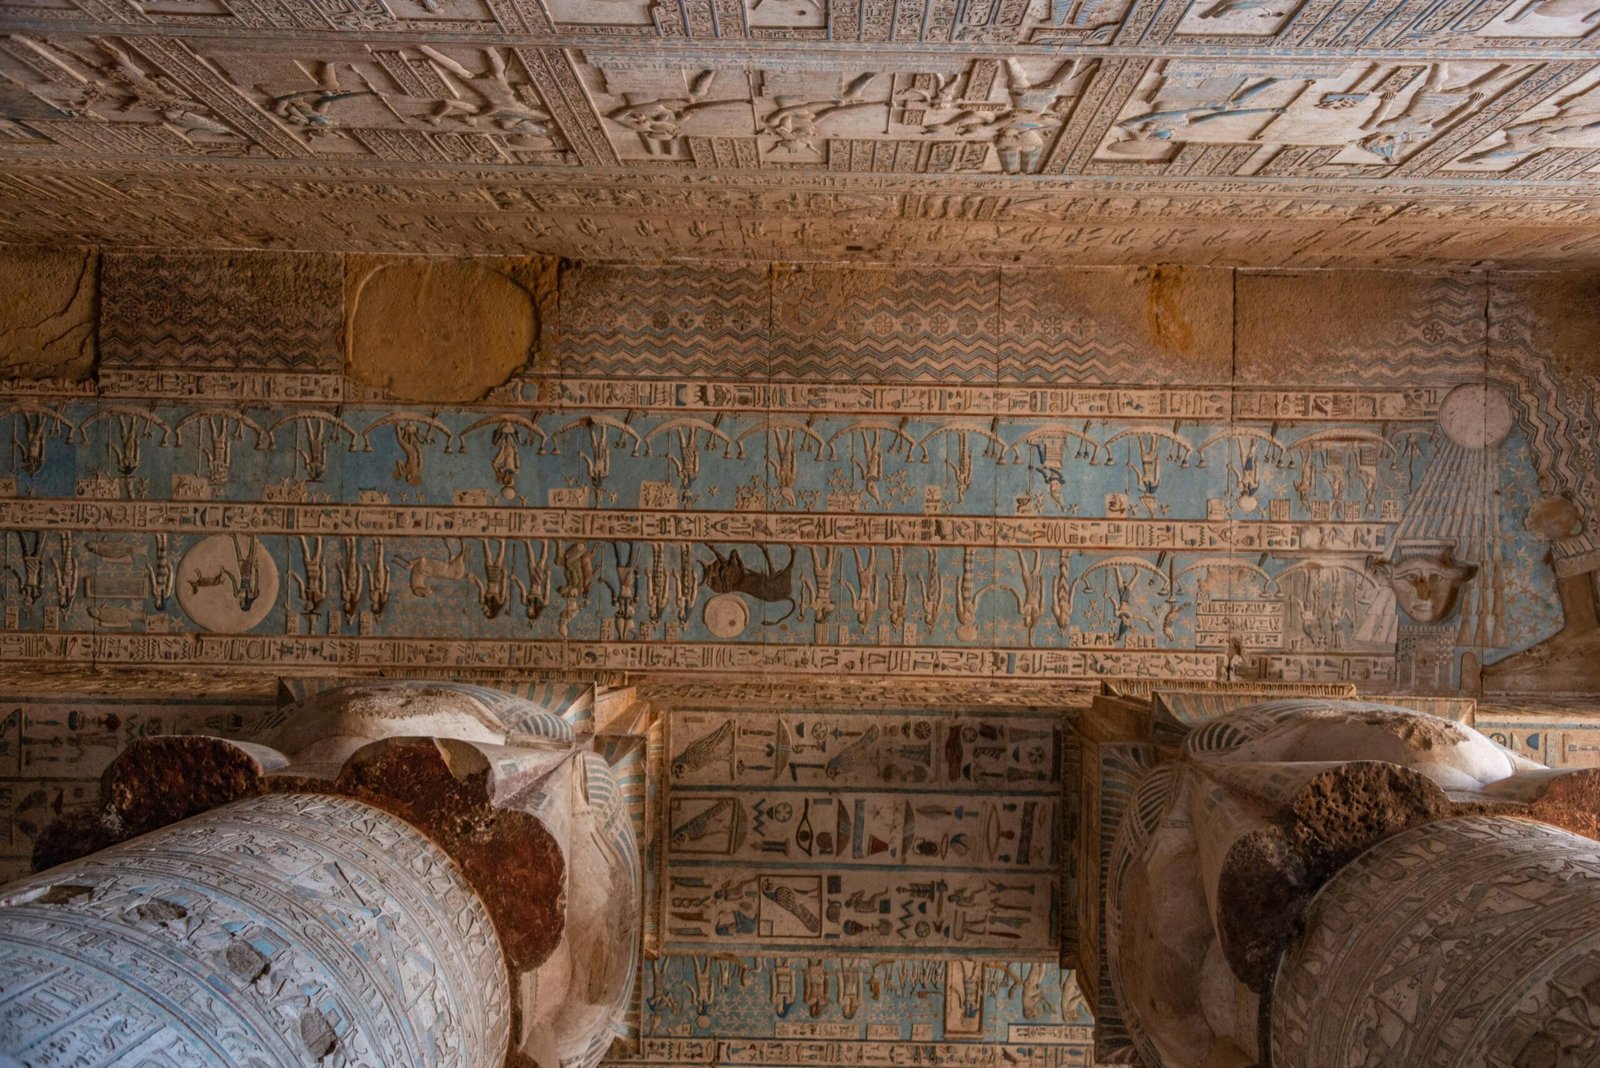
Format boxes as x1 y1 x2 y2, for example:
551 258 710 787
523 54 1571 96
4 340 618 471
1 0 1599 266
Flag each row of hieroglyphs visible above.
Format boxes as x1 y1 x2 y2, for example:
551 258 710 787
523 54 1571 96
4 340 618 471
5 178 1600 268
1 0 1597 43
1 37 1598 177
627 955 1092 1044
0 690 1093 1063
662 709 1064 956
0 388 1563 686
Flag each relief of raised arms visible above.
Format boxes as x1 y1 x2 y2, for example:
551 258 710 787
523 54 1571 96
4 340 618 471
13 411 50 477
1008 549 1047 642
229 534 264 613
956 547 987 642
470 538 511 619
945 432 973 506
145 532 174 612
513 539 553 624
670 426 702 490
769 428 800 508
886 546 910 634
110 413 147 479
845 547 882 631
49 531 77 614
676 541 701 625
648 541 671 625
292 535 328 616
1052 550 1075 633
800 546 839 626
916 547 945 634
558 540 597 638
603 540 641 638
200 414 241 487
365 536 392 617
337 536 364 619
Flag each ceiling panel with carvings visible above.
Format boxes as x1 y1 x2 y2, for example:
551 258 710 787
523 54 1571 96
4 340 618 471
1 0 1598 265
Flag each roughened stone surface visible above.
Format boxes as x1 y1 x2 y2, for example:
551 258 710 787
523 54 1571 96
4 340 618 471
348 258 537 402
998 266 1233 383
1498 269 1600 387
0 245 97 380
1235 270 1486 384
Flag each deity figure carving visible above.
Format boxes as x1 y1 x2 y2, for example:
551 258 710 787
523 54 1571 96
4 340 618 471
1368 545 1477 623
1481 494 1600 692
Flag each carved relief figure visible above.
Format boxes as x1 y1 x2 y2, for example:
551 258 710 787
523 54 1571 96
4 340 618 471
260 61 376 134
393 538 467 597
1454 83 1600 169
702 545 797 624
1105 72 1304 157
761 73 880 154
607 70 742 155
16 36 239 141
1347 63 1517 164
416 47 556 137
1369 547 1478 623
922 59 1099 174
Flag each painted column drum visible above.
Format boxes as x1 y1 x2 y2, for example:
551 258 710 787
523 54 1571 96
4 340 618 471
0 792 510 1068
1273 815 1600 1068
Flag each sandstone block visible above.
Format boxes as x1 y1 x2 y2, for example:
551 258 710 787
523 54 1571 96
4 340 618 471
348 258 536 402
0 245 97 381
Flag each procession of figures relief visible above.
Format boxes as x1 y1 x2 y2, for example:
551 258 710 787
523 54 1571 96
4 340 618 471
0 373 1567 689
1 34 1598 178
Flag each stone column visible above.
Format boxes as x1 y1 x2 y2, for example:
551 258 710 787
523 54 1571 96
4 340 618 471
0 682 642 1068
0 792 509 1067
1099 696 1600 1068
1273 815 1600 1068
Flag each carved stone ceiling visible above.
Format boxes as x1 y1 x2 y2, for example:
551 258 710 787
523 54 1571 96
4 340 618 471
1 0 1599 266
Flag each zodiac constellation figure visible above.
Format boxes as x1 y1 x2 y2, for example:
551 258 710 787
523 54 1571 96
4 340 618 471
761 73 879 154
608 70 743 154
416 46 556 137
1108 73 1303 153
260 61 376 133
1455 83 1600 167
921 59 1099 173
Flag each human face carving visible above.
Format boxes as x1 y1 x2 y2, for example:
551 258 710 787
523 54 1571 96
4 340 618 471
1374 549 1478 624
